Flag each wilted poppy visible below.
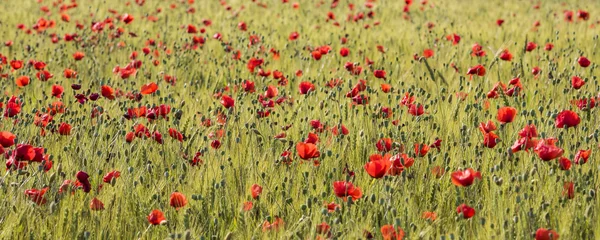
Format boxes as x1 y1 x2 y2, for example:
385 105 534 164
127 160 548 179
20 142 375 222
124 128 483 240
90 198 105 211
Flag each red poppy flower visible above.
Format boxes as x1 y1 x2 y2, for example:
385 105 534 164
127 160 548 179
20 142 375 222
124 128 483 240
250 184 263 199
574 149 591 164
262 217 284 232
483 132 500 148
558 157 571 170
563 181 575 199
36 70 54 81
496 19 505 26
518 124 538 138
33 61 46 70
332 181 362 201
15 76 30 87
51 85 64 98
376 138 393 152
499 49 512 61
220 95 235 109
408 103 425 116
577 10 589 20
381 84 392 93
479 121 497 134
446 33 461 45
466 65 485 77
414 143 429 157
73 51 85 60
140 82 158 95
364 154 392 178
147 209 167 225
534 138 564 161
101 85 116 100
423 49 434 58
535 228 559 240
531 67 541 76
578 56 591 68
526 42 537 51
298 82 315 94
373 69 386 79
340 47 349 57
544 43 554 51
311 51 322 60
555 110 580 128
456 204 475 218
571 76 585 89
296 142 320 160
24 187 48 205
121 14 134 24
264 85 279 99
170 192 187 209
103 170 121 183
380 225 405 240
58 122 72 135
90 198 105 211
496 106 517 124
451 168 481 187
0 131 16 147
10 60 23 70
288 32 299 41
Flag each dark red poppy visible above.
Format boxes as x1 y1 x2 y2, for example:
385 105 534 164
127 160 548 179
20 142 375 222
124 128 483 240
555 110 580 128
408 103 425 116
76 171 92 193
451 168 481 187
577 10 589 20
456 204 475 218
578 56 590 68
571 76 585 89
373 69 386 79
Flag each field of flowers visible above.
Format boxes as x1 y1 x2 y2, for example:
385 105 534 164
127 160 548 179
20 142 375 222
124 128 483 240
0 0 598 239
